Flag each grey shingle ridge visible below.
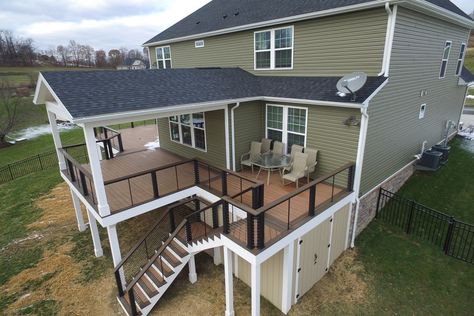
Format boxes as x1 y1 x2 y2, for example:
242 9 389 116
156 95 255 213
144 0 472 44
41 68 386 120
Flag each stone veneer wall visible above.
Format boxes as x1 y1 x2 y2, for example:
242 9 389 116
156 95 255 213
347 159 417 244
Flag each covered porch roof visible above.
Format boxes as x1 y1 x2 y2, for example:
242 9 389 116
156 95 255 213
34 67 387 125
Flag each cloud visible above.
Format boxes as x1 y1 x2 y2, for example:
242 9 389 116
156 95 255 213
0 0 211 51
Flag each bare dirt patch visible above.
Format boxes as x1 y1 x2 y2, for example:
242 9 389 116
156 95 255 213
1 183 121 315
290 249 373 315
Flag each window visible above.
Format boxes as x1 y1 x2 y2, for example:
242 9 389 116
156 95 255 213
455 43 466 76
169 112 206 150
419 104 426 119
266 104 307 154
195 40 205 48
255 26 293 70
439 41 452 78
156 46 172 69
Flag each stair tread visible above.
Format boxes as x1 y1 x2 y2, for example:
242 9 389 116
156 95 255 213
138 275 159 298
169 240 188 258
120 296 142 316
153 258 174 277
133 287 150 309
163 249 181 267
146 267 167 288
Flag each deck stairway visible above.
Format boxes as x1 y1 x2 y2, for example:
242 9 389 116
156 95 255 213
115 198 224 316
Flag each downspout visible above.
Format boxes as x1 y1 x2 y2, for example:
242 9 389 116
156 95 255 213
379 3 398 77
231 102 241 171
350 106 369 248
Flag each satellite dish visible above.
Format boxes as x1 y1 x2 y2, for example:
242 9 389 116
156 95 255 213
336 72 368 101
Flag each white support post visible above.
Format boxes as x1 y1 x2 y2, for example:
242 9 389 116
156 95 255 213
281 242 295 314
107 224 122 267
83 125 110 217
251 262 261 316
188 254 197 284
86 209 103 257
214 247 223 265
224 106 231 170
223 247 235 316
47 111 66 170
70 188 87 232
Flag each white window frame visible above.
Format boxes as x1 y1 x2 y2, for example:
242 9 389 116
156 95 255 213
195 40 205 48
168 112 207 152
455 42 466 76
265 104 307 154
254 26 294 71
156 46 172 69
419 104 426 119
439 41 452 79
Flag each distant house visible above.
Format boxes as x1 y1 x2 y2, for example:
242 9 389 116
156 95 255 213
117 59 146 70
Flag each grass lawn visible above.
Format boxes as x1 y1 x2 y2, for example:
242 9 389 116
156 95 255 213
397 137 474 223
0 66 109 87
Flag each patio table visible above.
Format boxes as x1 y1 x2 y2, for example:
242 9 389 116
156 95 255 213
253 153 291 185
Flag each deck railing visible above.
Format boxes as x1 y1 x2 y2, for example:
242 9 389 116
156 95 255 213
223 162 355 250
94 126 124 159
60 144 97 206
103 159 261 213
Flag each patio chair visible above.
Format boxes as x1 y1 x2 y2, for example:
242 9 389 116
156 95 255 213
282 144 304 174
282 152 308 188
304 148 318 182
241 141 262 173
272 141 284 156
261 138 272 154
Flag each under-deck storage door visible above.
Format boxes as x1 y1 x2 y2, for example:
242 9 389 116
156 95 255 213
297 217 331 298
329 204 351 265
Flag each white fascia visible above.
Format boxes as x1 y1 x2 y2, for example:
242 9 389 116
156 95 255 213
34 73 74 122
142 0 388 47
73 96 364 126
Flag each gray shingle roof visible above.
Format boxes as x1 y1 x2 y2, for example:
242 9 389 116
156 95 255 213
144 0 472 44
41 68 386 119
461 66 474 83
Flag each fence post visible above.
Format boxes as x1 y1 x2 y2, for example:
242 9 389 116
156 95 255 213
256 213 265 249
347 164 355 191
117 134 124 152
169 209 176 232
37 154 43 170
7 164 13 181
221 171 228 196
151 171 159 198
212 205 219 229
308 185 316 217
128 289 138 316
406 200 416 234
247 214 255 249
223 201 230 234
443 217 456 255
80 171 89 196
114 270 124 297
375 187 383 218
185 220 193 242
193 160 200 185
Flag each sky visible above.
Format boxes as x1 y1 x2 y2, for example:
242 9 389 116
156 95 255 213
0 0 472 52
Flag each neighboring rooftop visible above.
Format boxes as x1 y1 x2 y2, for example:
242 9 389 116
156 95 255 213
39 68 386 119
144 0 472 45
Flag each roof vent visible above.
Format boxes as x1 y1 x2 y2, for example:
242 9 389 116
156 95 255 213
196 21 200 24
234 11 240 16
223 14 228 19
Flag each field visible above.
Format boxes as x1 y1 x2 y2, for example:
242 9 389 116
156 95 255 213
0 66 104 87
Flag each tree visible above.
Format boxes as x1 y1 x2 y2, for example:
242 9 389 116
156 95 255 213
108 49 121 67
95 49 107 68
0 81 19 146
56 45 69 66
68 40 80 67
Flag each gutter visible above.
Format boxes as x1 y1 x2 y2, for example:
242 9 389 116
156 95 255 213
379 4 398 77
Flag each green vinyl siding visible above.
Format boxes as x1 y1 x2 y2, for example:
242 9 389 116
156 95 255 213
233 101 360 177
157 109 226 168
360 7 470 195
149 8 386 76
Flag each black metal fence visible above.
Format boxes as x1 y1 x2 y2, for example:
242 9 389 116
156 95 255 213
0 151 58 184
376 188 474 264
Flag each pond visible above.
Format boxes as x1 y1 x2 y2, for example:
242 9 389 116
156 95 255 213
7 123 78 142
